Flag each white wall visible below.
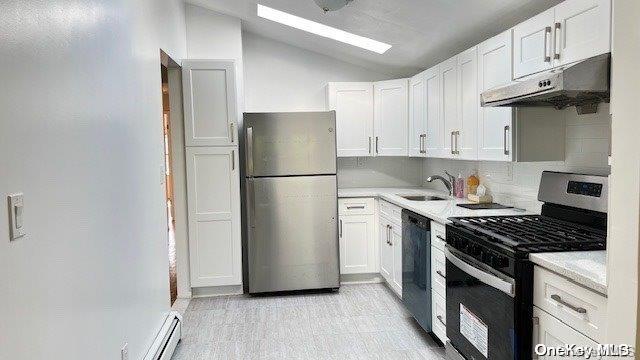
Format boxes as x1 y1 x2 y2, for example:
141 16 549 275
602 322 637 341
243 32 390 112
0 1 186 359
422 105 611 211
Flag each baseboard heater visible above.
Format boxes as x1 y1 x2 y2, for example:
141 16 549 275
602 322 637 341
143 311 182 360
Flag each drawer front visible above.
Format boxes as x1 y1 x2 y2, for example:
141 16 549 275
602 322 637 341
379 200 402 225
533 306 599 360
432 292 447 343
533 266 607 343
431 221 446 251
339 197 375 215
431 247 446 297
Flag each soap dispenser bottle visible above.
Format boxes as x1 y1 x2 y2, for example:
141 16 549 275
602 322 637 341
455 173 465 198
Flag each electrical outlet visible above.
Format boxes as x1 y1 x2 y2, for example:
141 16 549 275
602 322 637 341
356 157 366 167
121 343 129 360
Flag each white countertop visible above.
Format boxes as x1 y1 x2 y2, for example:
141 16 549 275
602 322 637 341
338 187 529 224
529 251 607 295
339 187 607 294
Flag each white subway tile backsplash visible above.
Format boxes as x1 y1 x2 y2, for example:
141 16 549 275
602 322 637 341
338 157 423 188
566 124 610 139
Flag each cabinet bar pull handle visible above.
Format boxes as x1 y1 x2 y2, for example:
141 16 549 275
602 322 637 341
450 131 455 154
436 270 445 278
456 131 460 155
229 122 235 143
339 219 343 238
375 136 379 154
346 205 365 210
550 294 587 314
369 137 372 154
436 235 446 241
544 26 552 63
231 150 235 171
504 125 510 155
554 22 561 60
437 315 446 326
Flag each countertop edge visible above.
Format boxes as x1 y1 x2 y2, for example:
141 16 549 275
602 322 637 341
529 253 607 296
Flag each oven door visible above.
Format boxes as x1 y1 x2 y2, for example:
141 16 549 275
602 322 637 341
445 246 517 360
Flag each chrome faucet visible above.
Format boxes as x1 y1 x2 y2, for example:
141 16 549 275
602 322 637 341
426 171 455 196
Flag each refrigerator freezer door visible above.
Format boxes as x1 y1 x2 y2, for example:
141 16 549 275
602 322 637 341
247 175 339 293
244 112 337 177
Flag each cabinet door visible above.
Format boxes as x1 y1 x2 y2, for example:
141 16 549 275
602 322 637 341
478 30 514 161
553 0 611 67
379 217 393 282
532 307 599 360
513 8 554 79
424 66 443 158
440 56 458 158
374 79 409 156
339 214 375 274
186 147 241 287
182 60 237 146
327 82 374 157
457 46 478 160
390 224 402 296
409 73 426 157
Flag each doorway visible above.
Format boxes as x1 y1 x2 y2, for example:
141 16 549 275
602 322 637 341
161 52 178 305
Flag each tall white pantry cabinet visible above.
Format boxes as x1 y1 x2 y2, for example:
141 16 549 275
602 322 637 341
182 60 242 288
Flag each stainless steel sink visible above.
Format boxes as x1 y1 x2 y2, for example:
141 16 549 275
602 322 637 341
399 195 447 201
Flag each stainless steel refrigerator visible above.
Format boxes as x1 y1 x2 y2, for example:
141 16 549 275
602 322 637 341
244 111 339 294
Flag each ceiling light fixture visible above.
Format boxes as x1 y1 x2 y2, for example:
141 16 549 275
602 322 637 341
313 0 354 13
256 4 392 54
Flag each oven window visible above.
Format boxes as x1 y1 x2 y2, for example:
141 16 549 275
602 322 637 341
446 259 516 360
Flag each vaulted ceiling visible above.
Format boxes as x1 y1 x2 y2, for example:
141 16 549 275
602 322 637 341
188 0 562 77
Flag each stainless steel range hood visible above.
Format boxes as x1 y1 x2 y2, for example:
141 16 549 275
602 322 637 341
481 54 610 114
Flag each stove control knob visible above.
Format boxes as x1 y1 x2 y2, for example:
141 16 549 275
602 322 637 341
490 256 508 268
470 244 482 256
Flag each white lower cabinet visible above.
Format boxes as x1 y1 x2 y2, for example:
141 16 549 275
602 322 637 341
185 146 242 287
533 306 599 359
379 216 393 282
432 292 447 343
338 198 377 274
379 200 402 297
430 220 448 343
390 223 402 295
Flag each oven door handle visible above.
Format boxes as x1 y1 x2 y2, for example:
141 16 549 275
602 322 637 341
445 246 515 297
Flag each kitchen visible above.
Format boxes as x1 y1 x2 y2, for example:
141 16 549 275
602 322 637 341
1 0 637 360
169 0 620 358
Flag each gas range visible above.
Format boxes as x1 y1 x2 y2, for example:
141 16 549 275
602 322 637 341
444 171 608 360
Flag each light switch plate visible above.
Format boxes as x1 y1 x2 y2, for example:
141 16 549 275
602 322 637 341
8 193 25 241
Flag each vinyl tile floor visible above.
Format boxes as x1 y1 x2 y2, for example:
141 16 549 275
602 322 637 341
172 283 445 359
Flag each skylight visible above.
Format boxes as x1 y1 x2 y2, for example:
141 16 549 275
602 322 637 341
256 4 392 54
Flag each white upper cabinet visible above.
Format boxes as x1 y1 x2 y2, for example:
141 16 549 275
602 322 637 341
423 66 443 158
182 60 237 146
374 79 409 156
409 73 426 157
514 0 611 79
478 30 514 161
513 8 555 79
440 56 458 158
456 46 478 160
423 65 444 157
327 82 374 157
553 0 611 67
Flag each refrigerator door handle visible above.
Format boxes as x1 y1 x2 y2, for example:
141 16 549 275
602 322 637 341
246 126 254 176
246 178 255 230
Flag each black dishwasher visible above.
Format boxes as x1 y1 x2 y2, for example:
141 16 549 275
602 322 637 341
402 210 432 333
